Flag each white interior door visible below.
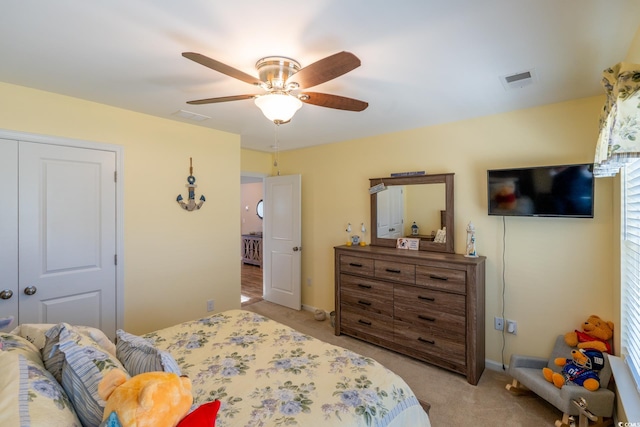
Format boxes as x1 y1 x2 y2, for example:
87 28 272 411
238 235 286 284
377 186 404 238
0 140 18 331
389 186 404 237
263 174 301 310
18 142 117 336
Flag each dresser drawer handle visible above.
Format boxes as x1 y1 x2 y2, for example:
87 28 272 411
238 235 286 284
429 274 448 281
418 315 436 322
386 268 402 274
349 262 364 268
418 296 435 302
418 337 435 345
358 319 372 326
358 300 372 306
357 284 372 289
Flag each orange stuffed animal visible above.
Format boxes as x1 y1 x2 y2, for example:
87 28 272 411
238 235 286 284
98 369 193 427
543 348 606 391
564 315 613 353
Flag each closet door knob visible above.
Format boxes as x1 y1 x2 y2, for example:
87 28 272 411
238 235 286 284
0 289 13 300
24 286 37 296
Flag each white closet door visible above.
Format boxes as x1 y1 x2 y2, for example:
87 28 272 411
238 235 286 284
0 139 18 331
18 142 117 336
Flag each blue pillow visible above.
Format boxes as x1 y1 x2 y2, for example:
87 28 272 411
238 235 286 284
115 329 181 376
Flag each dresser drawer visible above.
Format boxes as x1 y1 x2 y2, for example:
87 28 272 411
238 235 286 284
394 320 466 367
340 275 393 316
340 255 374 276
374 260 415 284
394 285 465 318
416 265 466 294
341 308 394 342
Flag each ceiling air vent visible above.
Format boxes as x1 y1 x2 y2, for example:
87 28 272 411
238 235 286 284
172 109 211 122
500 69 537 91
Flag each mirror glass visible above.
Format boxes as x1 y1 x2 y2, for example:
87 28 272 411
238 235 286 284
256 199 264 219
370 174 454 253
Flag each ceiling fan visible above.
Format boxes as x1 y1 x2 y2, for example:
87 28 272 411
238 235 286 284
182 51 368 124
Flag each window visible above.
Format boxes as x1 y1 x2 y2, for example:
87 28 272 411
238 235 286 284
621 159 640 391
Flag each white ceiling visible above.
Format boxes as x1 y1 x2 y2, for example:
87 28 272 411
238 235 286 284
2 1 639 153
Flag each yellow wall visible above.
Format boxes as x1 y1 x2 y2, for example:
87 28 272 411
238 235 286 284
241 148 273 175
0 80 616 366
263 95 613 364
0 82 241 335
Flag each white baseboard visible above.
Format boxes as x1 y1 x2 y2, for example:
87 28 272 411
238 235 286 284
485 358 509 373
301 304 331 316
301 304 316 313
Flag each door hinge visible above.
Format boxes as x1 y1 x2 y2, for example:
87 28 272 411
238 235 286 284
114 254 117 265
114 171 117 182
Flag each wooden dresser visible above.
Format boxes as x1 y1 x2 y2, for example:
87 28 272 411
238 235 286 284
334 245 485 385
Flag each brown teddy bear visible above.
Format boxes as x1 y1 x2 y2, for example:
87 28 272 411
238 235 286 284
564 315 613 353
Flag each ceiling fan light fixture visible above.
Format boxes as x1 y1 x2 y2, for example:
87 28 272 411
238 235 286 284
254 92 302 124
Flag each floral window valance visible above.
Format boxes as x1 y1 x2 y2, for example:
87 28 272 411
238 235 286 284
594 62 640 177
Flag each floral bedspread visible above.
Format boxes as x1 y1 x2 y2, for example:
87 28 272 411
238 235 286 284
144 310 430 427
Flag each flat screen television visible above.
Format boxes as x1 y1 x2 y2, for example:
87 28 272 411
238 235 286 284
487 163 594 218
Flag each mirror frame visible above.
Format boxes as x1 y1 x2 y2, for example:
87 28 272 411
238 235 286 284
370 173 454 253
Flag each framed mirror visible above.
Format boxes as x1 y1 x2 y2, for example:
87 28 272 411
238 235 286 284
256 199 264 219
370 173 454 253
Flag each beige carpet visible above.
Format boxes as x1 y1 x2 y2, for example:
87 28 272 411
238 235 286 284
245 300 561 426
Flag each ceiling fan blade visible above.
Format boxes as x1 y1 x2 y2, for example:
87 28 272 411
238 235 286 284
288 51 361 89
182 52 263 86
300 92 368 111
186 94 257 105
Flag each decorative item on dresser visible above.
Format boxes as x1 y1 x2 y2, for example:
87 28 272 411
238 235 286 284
334 245 486 384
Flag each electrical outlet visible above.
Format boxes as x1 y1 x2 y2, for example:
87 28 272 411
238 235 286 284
207 299 214 312
507 319 517 335
494 316 504 331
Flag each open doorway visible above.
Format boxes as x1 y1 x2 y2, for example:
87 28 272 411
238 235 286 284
241 174 264 306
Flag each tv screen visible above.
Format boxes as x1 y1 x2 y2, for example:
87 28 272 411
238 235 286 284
487 164 594 218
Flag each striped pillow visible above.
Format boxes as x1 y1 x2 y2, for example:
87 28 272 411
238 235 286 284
0 336 81 427
42 323 117 383
57 327 128 427
115 330 181 376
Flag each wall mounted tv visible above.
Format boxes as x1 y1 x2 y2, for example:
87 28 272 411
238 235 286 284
487 163 594 218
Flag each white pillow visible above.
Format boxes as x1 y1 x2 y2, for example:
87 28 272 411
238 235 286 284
14 323 116 356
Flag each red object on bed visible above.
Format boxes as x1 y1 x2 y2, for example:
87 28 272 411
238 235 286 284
177 400 221 427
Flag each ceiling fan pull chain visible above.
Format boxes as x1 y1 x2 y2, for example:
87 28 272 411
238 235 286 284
273 123 280 175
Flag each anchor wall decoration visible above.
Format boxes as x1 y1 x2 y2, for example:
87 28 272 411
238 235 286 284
176 157 206 211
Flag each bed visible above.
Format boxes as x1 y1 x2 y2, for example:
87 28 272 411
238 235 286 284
0 309 431 427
